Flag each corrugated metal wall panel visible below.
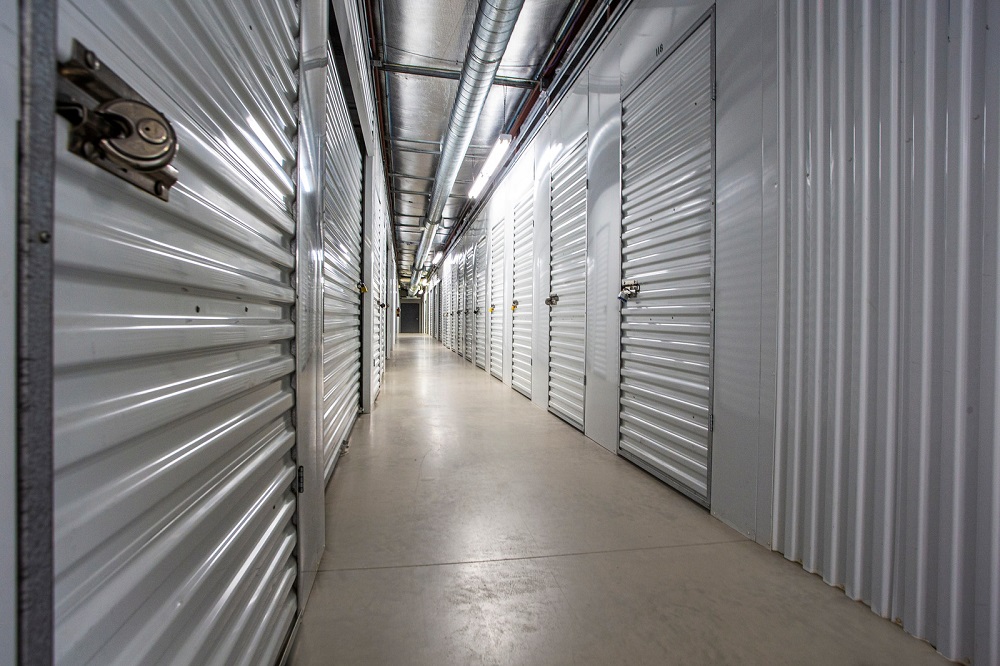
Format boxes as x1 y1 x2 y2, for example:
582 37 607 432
321 46 363 482
475 236 488 369
464 246 476 362
619 18 714 506
773 2 998 662
53 1 300 663
548 136 588 430
490 216 506 379
511 191 535 397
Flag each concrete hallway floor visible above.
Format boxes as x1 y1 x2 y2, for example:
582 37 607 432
289 334 946 665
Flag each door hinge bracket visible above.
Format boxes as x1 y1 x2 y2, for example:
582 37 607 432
56 40 179 201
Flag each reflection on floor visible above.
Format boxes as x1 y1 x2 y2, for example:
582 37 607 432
289 334 944 665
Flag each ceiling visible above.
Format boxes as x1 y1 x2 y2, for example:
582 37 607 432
364 0 585 288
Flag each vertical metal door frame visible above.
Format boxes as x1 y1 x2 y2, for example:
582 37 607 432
17 0 56 662
293 0 329 614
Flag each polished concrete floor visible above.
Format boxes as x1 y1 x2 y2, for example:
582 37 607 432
289 334 946 665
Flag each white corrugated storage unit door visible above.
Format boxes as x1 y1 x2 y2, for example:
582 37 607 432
511 190 534 397
453 262 461 352
464 246 476 362
53 2 300 664
456 254 466 357
547 136 588 430
372 211 386 398
619 18 715 506
321 46 363 482
489 216 505 379
474 236 487 369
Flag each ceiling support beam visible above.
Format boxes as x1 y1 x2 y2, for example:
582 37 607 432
374 60 537 89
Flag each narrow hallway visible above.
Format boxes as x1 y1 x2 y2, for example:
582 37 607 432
289 335 944 665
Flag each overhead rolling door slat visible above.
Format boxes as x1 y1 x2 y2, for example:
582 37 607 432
53 1 300 663
475 236 488 369
547 136 588 430
511 190 535 398
464 246 476 362
489 216 505 379
321 44 363 482
619 19 714 506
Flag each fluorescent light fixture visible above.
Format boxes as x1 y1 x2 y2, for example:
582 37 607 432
468 134 511 199
432 251 444 265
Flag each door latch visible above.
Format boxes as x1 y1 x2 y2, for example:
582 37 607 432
544 293 559 306
56 41 179 201
618 279 640 304
357 281 368 294
511 300 519 311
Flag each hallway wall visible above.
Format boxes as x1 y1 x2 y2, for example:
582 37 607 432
430 0 1000 662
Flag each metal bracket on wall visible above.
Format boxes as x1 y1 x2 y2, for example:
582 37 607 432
56 40 179 200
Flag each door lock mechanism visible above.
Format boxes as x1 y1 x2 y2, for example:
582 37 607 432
511 300 519 311
618 279 640 304
544 293 559 307
57 41 179 201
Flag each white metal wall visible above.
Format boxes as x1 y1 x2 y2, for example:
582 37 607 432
547 136 588 430
489 215 506 379
773 2 999 662
474 236 488 369
511 189 535 397
53 2 301 663
321 46 363 482
619 18 715 506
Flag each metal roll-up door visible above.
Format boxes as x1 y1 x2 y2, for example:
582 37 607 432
474 236 488 369
53 2 300 664
511 189 535 398
489 217 505 379
372 211 386 398
456 254 465 357
548 136 588 430
619 18 715 506
464 247 476 362
321 44 363 482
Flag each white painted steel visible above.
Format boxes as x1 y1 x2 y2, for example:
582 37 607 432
53 2 300 663
510 190 534 397
619 19 714 506
0 3 16 659
456 253 466 357
547 136 588 430
773 3 999 663
489 215 506 379
463 246 476 362
372 201 387 399
475 236 488 369
321 49 363 482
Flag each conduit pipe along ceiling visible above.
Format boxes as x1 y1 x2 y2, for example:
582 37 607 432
407 0 524 295
366 0 588 291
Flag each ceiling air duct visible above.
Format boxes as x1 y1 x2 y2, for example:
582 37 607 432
407 0 525 295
